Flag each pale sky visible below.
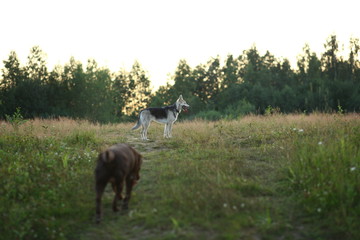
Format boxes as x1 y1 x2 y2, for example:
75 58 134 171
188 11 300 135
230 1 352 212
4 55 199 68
1 0 359 90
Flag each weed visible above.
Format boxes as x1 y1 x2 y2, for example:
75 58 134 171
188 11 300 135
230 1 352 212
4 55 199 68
5 107 27 131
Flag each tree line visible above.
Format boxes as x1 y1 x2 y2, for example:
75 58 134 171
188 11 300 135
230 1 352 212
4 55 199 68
1 35 359 122
0 47 151 122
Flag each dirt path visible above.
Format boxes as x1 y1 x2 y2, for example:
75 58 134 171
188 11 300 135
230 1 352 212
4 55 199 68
128 136 164 154
74 128 306 240
73 132 168 240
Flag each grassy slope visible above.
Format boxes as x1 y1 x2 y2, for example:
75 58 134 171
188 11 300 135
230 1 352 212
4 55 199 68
0 114 359 240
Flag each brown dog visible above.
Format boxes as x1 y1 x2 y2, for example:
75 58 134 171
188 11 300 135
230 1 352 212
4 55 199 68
95 143 142 223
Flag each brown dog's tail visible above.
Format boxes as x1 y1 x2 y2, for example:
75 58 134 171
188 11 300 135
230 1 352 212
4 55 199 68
103 150 115 163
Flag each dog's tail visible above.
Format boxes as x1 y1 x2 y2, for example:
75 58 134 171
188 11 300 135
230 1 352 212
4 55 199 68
103 150 115 163
131 113 142 130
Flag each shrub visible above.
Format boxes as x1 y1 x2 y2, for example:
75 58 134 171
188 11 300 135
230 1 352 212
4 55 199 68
5 107 27 131
195 110 222 121
223 99 255 119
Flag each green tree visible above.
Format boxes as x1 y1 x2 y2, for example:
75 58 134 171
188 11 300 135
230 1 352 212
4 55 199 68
25 46 48 83
171 59 195 99
1 51 24 116
47 65 67 116
113 69 130 118
349 37 360 82
296 44 325 111
193 63 207 103
84 59 115 122
205 56 221 101
171 60 205 115
1 51 23 88
322 35 339 82
124 61 151 116
193 57 221 104
14 46 50 117
221 54 240 89
239 46 266 84
61 57 86 118
150 59 205 117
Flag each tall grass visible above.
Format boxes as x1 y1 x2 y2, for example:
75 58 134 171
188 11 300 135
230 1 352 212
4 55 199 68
287 115 360 239
0 118 132 240
0 114 359 239
0 119 101 239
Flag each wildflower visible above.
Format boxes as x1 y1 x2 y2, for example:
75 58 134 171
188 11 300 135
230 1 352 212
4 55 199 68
318 141 323 145
232 206 237 210
128 210 134 217
317 208 321 213
223 203 228 208
240 203 245 208
293 128 297 131
298 129 304 133
350 167 356 172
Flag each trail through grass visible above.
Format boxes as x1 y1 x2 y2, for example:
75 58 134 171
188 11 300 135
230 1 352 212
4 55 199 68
0 114 359 240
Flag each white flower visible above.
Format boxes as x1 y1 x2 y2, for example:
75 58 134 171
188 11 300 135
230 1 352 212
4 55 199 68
318 141 323 145
240 203 245 208
350 167 356 172
223 203 228 208
298 129 304 133
317 208 321 213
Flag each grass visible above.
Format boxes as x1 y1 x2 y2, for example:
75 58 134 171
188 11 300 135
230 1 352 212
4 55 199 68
0 113 359 239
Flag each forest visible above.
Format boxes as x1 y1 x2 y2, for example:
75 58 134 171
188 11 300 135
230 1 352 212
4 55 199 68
1 34 360 122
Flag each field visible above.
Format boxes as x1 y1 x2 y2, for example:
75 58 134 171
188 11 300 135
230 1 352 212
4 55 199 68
0 114 359 240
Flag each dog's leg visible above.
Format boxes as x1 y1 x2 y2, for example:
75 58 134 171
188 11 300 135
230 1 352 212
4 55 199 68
112 178 124 212
165 123 172 138
140 125 145 140
142 122 150 140
95 181 106 224
122 176 134 210
164 123 168 138
168 123 173 138
111 180 123 200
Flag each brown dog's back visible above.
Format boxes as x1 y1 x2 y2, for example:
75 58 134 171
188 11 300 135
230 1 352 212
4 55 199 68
95 144 142 223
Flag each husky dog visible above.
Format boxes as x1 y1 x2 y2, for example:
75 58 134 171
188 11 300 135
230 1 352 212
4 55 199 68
132 95 190 140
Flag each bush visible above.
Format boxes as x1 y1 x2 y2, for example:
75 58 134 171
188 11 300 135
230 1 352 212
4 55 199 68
223 99 255 119
195 110 222 121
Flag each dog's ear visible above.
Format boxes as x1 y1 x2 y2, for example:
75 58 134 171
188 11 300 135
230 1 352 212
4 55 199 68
136 153 142 181
104 150 115 163
131 148 142 180
138 153 143 166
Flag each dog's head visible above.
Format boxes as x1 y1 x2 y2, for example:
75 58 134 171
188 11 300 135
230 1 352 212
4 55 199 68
177 95 190 112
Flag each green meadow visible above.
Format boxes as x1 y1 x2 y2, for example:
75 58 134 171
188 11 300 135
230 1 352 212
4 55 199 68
0 114 359 240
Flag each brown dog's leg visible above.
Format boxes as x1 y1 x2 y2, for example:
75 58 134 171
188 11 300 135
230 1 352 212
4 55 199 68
112 178 124 212
122 177 134 210
110 178 123 200
95 182 106 224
